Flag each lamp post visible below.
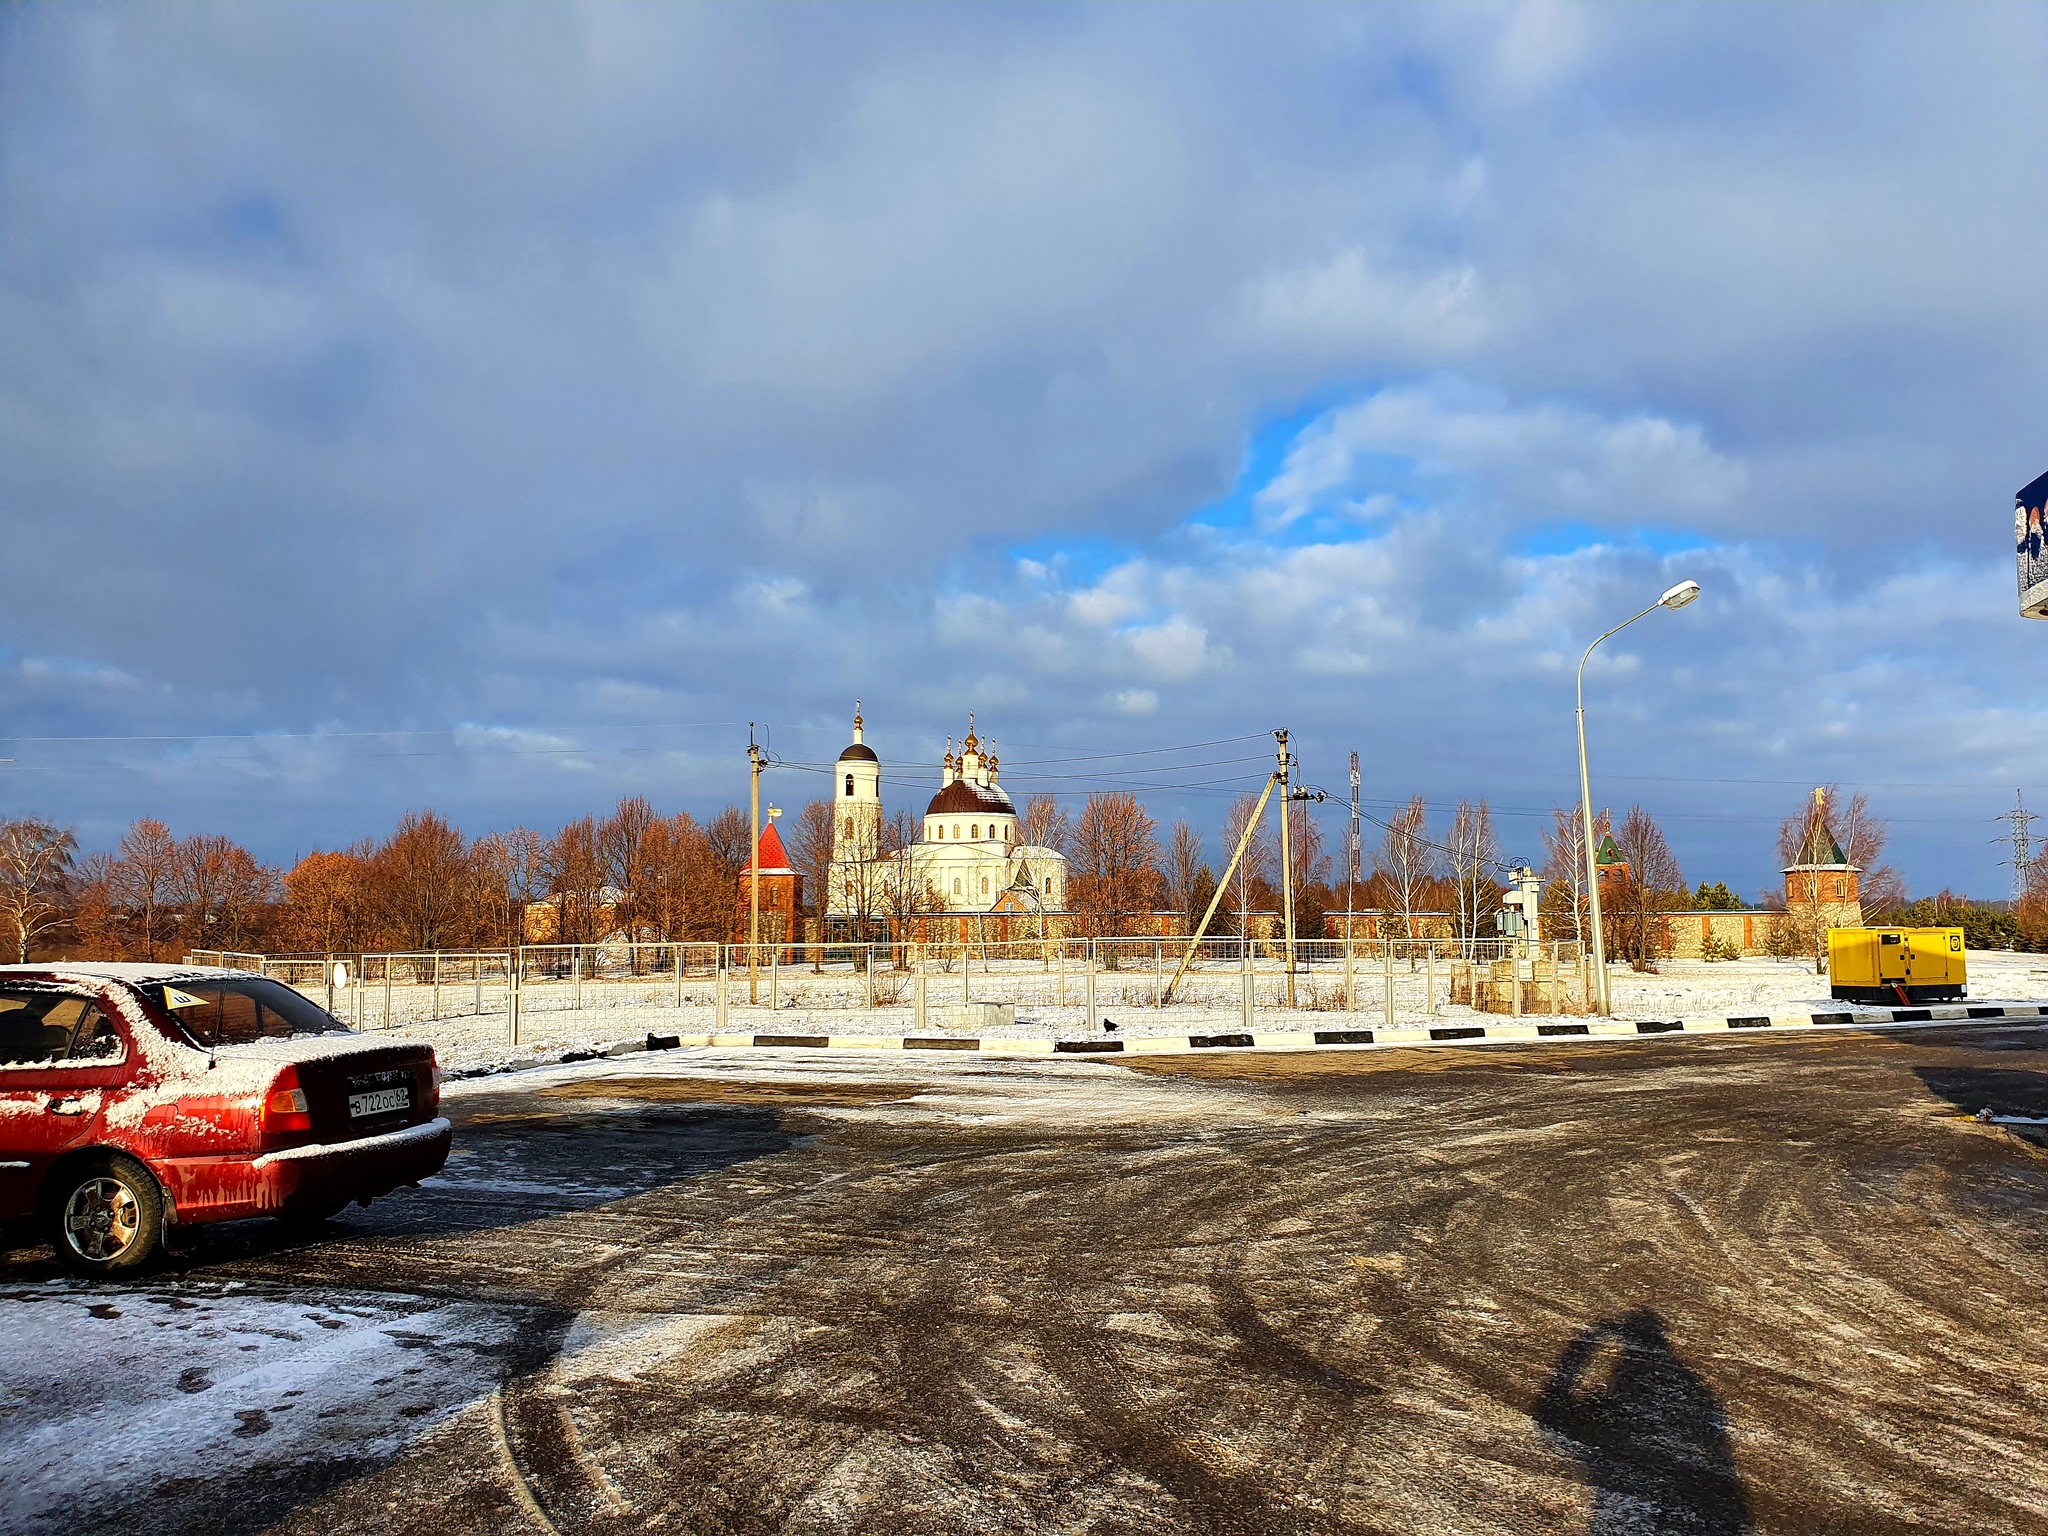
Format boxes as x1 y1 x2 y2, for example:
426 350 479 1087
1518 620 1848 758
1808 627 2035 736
1577 578 1701 1014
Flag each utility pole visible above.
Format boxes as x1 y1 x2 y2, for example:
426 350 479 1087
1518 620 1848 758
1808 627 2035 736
749 727 764 1005
1347 750 1361 945
2001 791 2037 902
1276 729 1295 1008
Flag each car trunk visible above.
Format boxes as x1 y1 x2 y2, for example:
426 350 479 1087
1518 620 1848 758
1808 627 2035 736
291 1042 438 1145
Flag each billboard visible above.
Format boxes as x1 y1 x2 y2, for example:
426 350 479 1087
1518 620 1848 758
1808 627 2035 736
2022 468 2048 619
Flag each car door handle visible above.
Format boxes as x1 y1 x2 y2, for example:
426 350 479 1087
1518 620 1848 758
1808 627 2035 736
45 1097 87 1116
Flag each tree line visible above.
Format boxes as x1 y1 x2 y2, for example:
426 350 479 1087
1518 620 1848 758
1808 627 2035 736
7 778 2038 965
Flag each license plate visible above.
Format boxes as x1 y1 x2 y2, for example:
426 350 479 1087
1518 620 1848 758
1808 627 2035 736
347 1073 411 1119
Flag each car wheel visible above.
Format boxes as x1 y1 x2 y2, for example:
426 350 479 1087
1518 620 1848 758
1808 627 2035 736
48 1153 164 1277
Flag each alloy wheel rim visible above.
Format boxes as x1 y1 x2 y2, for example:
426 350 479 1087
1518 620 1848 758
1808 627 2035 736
63 1177 139 1262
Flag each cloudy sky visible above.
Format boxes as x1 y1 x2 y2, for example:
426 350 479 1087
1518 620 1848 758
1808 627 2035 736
2 2 2044 898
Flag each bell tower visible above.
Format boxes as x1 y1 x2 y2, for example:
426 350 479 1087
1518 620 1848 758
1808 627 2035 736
833 702 882 865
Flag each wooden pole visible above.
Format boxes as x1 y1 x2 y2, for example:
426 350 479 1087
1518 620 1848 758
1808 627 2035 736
1161 771 1280 1004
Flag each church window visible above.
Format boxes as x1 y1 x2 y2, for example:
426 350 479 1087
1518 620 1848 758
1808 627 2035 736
1833 878 1843 898
953 824 961 840
981 877 989 896
952 878 962 896
845 774 854 797
971 824 979 840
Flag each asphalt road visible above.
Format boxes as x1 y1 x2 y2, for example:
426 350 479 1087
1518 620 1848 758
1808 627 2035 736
7 1023 2048 1535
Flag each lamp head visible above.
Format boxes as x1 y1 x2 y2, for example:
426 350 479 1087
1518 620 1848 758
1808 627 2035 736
1659 579 1702 611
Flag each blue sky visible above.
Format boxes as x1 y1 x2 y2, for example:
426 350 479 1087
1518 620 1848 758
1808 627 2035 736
2 2 2045 899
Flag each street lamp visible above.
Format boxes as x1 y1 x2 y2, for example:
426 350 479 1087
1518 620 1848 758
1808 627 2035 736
1577 579 1701 1013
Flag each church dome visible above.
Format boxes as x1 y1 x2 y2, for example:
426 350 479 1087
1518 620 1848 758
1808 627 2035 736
925 776 1014 817
838 702 879 763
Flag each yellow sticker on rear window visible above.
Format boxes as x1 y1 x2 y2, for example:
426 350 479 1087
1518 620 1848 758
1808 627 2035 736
163 987 208 1009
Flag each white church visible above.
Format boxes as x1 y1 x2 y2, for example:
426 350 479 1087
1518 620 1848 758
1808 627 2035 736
826 706 1067 927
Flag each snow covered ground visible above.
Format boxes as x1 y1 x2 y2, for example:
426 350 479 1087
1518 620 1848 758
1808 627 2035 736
0 1282 521 1532
331 951 2048 1076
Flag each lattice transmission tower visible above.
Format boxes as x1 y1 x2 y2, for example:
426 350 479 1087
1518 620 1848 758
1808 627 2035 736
1999 790 2038 901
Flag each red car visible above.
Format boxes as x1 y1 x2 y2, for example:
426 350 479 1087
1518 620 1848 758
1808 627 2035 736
0 963 449 1276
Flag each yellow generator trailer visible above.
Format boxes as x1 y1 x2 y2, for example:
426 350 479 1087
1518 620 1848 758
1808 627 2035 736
1827 927 1966 1004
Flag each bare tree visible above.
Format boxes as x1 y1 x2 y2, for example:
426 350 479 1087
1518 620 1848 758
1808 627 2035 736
0 819 78 961
367 811 472 954
597 795 657 945
791 798 836 966
540 816 607 946
1777 786 1897 973
69 851 122 957
638 813 703 944
1285 801 1332 941
877 808 941 963
1222 790 1277 942
112 818 179 960
1021 794 1071 855
1165 820 1206 930
1446 799 1502 956
702 806 751 942
1611 804 1685 971
1070 791 1163 939
1372 795 1436 941
1540 802 1610 947
170 834 277 954
282 846 374 954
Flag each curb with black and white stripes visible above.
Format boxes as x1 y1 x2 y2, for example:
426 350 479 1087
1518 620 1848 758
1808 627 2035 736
622 1001 2048 1061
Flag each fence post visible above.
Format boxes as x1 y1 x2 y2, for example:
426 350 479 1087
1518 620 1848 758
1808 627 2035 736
1426 945 1436 1017
508 954 521 1047
432 952 441 1022
675 947 685 1010
715 952 729 1033
1384 942 1395 1030
770 947 779 1011
1242 949 1254 1032
572 945 582 1010
1550 942 1560 1016
1343 929 1354 1013
1153 942 1161 1008
866 946 875 1011
473 956 482 1017
1057 943 1066 1008
383 966 392 1031
914 964 927 1033
1512 959 1524 1017
1085 941 1096 1028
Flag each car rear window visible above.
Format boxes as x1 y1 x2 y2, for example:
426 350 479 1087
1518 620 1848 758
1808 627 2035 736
0 990 126 1066
145 978 354 1046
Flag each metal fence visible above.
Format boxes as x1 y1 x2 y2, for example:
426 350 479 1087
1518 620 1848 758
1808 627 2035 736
187 936 1592 1047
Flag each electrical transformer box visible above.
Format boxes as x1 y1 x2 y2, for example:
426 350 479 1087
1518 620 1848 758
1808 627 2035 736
1828 927 1966 1004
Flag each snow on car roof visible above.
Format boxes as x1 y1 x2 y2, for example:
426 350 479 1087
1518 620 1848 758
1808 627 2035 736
0 962 265 984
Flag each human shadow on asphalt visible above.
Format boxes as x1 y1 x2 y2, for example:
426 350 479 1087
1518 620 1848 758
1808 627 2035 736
1913 1065 2048 1120
1533 1309 1751 1535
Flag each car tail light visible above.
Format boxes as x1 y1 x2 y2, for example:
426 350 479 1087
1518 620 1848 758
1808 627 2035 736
427 1053 442 1113
260 1066 313 1134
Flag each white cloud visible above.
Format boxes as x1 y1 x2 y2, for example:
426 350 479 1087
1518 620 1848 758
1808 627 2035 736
1108 688 1158 716
1255 381 1749 532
